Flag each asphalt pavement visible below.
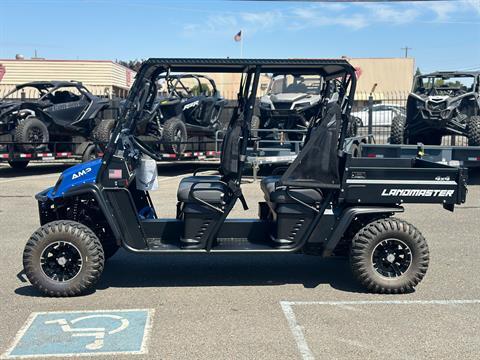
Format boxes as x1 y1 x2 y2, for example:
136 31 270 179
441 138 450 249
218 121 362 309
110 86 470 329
0 162 479 359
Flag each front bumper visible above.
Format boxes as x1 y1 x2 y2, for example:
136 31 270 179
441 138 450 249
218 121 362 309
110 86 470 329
36 187 56 225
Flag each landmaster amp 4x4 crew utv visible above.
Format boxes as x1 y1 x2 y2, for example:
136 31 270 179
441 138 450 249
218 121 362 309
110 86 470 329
138 74 226 154
0 81 115 160
391 71 480 145
22 59 468 297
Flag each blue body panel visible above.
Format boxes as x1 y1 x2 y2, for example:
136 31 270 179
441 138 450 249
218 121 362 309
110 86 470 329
44 158 102 200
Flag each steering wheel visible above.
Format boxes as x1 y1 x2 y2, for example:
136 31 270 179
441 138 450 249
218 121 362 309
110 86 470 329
130 135 163 161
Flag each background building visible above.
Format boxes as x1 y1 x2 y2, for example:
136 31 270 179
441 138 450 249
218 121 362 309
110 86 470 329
348 57 415 100
0 58 135 98
0 57 414 101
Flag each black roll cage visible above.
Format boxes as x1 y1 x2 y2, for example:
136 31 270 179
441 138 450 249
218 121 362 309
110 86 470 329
101 58 357 177
159 74 219 98
1 81 92 102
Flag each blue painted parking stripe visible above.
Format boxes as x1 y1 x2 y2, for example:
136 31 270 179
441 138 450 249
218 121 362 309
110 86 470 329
2 309 154 359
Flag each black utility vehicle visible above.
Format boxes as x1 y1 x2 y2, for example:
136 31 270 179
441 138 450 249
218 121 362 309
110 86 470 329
391 71 480 145
139 74 226 154
256 74 357 143
23 59 467 297
0 81 114 152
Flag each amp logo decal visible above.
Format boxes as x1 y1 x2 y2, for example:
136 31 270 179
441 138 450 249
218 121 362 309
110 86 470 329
72 167 92 180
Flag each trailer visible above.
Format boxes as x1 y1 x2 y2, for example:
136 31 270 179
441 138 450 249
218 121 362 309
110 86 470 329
361 143 480 168
0 139 221 169
245 128 370 180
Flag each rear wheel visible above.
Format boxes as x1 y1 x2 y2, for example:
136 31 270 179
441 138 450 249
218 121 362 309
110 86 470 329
93 119 116 143
23 220 105 297
467 116 480 146
81 144 97 163
8 160 29 169
14 117 49 152
162 116 187 155
390 115 405 144
350 218 429 294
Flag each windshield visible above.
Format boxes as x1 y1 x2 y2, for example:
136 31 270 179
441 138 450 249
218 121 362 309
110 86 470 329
414 74 476 96
269 74 322 95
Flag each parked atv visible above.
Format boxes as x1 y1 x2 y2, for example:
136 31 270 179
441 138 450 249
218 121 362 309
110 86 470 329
256 74 357 143
391 71 480 145
0 81 114 152
139 74 226 154
22 59 467 297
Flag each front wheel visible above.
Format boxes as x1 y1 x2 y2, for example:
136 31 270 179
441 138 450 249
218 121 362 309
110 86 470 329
23 220 105 297
390 115 405 144
350 218 429 294
14 117 49 152
467 116 480 146
162 116 187 155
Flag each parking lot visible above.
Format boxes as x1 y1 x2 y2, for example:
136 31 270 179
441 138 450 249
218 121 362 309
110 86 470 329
0 162 479 359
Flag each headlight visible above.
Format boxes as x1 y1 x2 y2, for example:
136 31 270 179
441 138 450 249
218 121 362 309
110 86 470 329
416 100 425 109
448 99 462 108
294 102 311 109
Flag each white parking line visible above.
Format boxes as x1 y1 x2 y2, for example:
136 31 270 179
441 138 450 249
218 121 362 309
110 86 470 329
280 299 480 360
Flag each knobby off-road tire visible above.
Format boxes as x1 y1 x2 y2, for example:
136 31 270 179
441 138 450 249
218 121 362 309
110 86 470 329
467 116 480 146
93 119 116 143
81 144 97 163
14 117 49 152
23 220 105 297
350 218 429 294
162 116 187 155
250 115 260 139
346 116 359 138
390 115 405 144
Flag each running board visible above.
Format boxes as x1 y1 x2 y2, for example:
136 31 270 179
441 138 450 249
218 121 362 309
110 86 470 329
138 237 297 253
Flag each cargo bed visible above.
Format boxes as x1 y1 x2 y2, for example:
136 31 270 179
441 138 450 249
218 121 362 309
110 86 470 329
341 156 467 208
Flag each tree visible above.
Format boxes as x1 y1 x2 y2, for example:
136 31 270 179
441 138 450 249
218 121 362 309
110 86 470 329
415 67 422 77
116 59 144 72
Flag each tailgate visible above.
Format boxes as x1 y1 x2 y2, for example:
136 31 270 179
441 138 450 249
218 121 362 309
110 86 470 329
341 157 468 205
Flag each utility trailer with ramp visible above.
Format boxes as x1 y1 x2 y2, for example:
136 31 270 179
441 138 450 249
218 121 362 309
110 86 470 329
361 143 480 168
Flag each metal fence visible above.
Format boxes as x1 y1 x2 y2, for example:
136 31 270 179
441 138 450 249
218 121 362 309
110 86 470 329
352 91 468 146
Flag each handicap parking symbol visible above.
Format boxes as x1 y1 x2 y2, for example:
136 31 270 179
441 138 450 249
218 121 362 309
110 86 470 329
3 309 154 358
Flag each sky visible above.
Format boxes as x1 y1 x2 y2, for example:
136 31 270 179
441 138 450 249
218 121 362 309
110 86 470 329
0 0 479 73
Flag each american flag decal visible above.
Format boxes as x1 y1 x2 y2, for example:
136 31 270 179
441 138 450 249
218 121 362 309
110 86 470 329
109 169 122 179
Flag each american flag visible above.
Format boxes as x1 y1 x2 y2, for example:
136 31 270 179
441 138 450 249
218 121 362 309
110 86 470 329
234 30 242 42
109 169 123 179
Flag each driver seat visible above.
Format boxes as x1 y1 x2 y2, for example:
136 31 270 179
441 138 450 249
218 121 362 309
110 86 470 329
176 118 243 247
176 118 241 205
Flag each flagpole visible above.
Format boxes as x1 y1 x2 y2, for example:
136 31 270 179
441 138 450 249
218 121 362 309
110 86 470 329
240 29 243 58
